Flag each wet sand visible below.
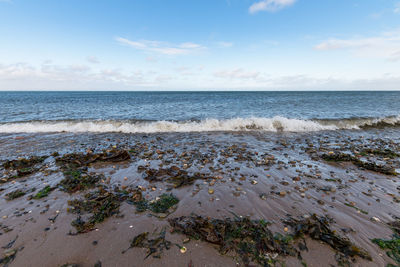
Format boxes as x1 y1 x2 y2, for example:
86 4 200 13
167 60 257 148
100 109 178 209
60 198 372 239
1 129 400 267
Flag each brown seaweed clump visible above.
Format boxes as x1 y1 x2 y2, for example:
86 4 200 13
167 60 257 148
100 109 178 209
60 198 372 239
169 214 298 266
122 228 172 259
56 149 130 193
1 156 47 182
58 169 103 193
132 193 179 217
321 152 397 175
284 214 372 263
68 188 123 234
5 189 26 201
56 149 130 169
141 166 209 188
372 219 400 267
169 214 372 266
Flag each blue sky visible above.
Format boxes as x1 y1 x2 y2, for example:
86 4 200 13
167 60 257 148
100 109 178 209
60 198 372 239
0 0 400 90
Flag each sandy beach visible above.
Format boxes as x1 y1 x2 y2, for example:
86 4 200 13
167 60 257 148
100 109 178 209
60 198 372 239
1 129 400 266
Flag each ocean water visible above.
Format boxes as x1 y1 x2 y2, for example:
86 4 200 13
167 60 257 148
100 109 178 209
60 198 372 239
1 91 400 133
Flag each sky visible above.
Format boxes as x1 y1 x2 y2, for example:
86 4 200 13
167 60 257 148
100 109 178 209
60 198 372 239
0 0 400 90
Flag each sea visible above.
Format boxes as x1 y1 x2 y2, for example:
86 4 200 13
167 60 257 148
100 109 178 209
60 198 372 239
1 91 400 133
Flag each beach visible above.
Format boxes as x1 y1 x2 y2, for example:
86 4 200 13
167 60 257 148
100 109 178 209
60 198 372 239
1 127 400 266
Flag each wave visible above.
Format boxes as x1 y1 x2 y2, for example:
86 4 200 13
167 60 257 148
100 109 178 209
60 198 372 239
0 116 399 133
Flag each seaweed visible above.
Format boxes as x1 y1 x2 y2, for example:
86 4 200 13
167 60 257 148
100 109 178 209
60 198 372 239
169 214 298 266
122 228 172 259
32 185 55 199
3 156 46 170
372 220 400 266
55 149 129 193
344 202 368 215
1 156 47 183
142 167 209 188
361 149 400 159
284 214 372 262
169 214 371 266
56 149 130 169
0 249 17 266
5 189 26 201
68 189 123 233
321 152 397 175
58 169 102 193
133 194 179 214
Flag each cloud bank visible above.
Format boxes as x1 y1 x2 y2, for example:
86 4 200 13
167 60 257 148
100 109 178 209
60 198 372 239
315 29 400 62
116 37 205 55
249 0 296 14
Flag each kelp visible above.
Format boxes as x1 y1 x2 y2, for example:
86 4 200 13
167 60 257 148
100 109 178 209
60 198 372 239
32 185 55 199
59 169 102 193
133 193 179 215
372 220 400 267
169 214 298 266
284 214 372 262
68 189 123 234
122 228 172 259
1 156 47 183
56 149 130 193
0 249 17 266
3 156 46 170
169 214 371 266
321 152 397 175
5 189 26 201
56 149 130 169
141 166 209 188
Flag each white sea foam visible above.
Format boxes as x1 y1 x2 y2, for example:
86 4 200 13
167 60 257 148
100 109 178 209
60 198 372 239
0 116 399 133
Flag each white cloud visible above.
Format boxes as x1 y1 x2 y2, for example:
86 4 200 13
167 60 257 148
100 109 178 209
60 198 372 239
249 0 296 14
0 62 159 90
87 56 100 64
314 30 400 62
116 37 205 55
214 68 260 80
217 41 233 48
395 2 400 14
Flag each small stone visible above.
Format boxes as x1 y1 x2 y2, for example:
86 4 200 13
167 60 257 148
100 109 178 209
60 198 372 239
208 188 214 194
3 249 16 258
180 246 187 253
371 217 381 222
279 191 286 197
259 193 267 200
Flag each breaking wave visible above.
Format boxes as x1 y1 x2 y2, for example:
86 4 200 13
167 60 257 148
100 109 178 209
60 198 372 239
0 116 400 133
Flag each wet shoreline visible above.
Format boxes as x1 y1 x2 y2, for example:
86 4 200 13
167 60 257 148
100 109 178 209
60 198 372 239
1 129 400 266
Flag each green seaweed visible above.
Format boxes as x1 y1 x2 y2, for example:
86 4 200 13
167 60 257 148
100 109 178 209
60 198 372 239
133 194 179 214
372 220 400 267
33 185 54 199
321 152 397 175
68 189 122 233
58 169 102 193
169 214 298 266
344 203 369 215
122 229 172 259
5 189 26 200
